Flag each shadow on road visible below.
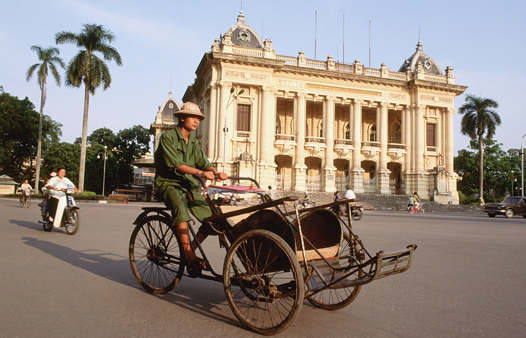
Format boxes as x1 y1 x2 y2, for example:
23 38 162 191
20 236 243 330
9 219 46 232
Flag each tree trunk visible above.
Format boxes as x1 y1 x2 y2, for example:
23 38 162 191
34 79 46 193
478 137 485 205
78 83 90 191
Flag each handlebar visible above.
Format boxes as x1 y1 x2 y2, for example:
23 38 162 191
192 174 261 190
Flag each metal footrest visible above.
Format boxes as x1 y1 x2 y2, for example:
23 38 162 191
305 244 417 292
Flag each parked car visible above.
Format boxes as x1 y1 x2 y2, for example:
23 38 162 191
483 196 526 218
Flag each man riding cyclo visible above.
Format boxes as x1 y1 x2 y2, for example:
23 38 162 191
154 102 228 278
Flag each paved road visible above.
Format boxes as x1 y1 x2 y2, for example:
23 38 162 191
1 198 525 337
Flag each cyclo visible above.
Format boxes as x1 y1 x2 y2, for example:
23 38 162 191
128 175 417 335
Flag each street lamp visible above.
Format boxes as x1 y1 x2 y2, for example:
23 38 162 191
97 146 108 196
223 88 245 172
522 134 526 198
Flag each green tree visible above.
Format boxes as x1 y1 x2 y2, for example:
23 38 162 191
455 139 520 203
0 93 62 184
55 23 123 191
85 128 118 194
458 94 501 205
115 125 151 186
41 142 80 187
26 45 65 192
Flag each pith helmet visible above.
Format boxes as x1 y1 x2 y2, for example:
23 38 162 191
174 102 205 120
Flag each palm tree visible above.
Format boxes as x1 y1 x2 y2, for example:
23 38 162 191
458 94 501 205
56 23 122 191
26 46 65 193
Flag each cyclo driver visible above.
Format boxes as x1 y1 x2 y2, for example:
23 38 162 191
154 102 228 278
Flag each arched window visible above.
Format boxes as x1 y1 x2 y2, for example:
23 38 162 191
390 121 402 143
369 124 377 142
345 123 351 140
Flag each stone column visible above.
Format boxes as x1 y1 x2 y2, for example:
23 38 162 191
208 83 218 161
377 102 391 194
403 106 412 172
218 81 231 172
258 86 277 187
293 93 307 191
403 106 412 194
350 99 364 193
415 104 425 172
445 107 454 172
323 96 336 192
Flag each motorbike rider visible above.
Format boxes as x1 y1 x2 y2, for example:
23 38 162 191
40 173 56 220
407 194 416 211
333 192 347 215
412 192 421 210
44 168 80 222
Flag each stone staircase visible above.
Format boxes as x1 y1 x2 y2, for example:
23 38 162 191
263 191 484 213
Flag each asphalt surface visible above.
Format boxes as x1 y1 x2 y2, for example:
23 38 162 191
1 198 525 338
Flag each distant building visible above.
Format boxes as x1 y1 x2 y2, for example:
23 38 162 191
182 11 467 204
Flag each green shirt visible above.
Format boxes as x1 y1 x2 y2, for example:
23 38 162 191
154 127 212 194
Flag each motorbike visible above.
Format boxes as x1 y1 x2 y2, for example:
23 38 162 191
38 188 80 235
408 203 424 214
331 203 364 221
299 198 316 209
213 193 238 207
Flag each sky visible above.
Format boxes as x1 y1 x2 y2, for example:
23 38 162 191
1 0 526 154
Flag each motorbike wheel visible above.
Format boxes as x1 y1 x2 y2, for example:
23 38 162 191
351 209 363 221
65 210 80 235
42 221 53 232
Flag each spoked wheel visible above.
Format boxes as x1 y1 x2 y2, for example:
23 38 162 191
223 229 304 335
25 197 31 208
65 210 80 235
129 215 184 294
307 233 363 310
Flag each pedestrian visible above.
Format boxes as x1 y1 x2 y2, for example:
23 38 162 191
267 185 275 200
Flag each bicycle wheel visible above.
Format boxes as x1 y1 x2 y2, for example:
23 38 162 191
307 233 363 310
25 196 31 208
65 210 80 235
223 229 304 335
129 215 184 294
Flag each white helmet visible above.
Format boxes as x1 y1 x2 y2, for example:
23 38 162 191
344 189 356 200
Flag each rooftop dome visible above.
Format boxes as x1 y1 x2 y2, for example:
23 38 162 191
224 10 264 49
399 40 443 76
155 91 180 126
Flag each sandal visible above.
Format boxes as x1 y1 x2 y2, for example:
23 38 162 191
187 258 207 278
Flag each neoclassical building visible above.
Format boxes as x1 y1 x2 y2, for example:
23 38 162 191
182 11 467 204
